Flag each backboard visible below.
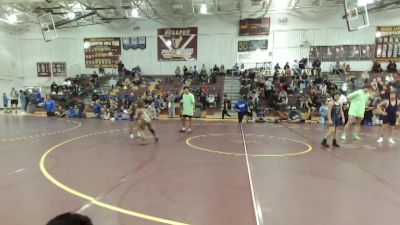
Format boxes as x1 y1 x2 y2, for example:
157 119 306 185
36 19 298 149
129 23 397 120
38 13 58 42
343 0 370 32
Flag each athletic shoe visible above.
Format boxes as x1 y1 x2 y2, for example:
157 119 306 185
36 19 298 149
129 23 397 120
389 138 396 144
332 139 340 148
321 139 329 148
130 134 134 139
377 137 384 143
340 134 347 140
179 128 186 133
187 128 192 134
353 135 362 140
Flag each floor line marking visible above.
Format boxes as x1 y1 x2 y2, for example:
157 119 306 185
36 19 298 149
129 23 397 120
240 123 263 225
186 134 313 157
39 129 190 225
1 119 82 143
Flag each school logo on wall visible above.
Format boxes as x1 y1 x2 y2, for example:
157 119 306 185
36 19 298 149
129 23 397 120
122 37 146 50
157 27 198 61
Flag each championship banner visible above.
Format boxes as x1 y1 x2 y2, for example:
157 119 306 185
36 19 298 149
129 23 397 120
52 62 67 77
157 27 198 61
238 40 268 52
122 37 146 50
375 26 400 62
309 45 373 62
84 38 121 68
37 62 51 77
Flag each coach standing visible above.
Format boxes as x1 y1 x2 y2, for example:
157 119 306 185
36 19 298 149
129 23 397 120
180 86 195 134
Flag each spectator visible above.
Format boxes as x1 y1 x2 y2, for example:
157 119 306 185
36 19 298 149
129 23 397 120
292 60 301 75
183 66 188 77
43 95 56 117
9 87 19 114
319 98 329 124
361 71 370 82
371 61 383 73
220 64 225 73
109 76 117 89
213 64 220 72
55 105 66 117
193 65 199 82
175 66 181 79
385 73 394 84
341 63 348 75
98 67 105 75
274 63 281 72
46 213 93 225
333 61 343 74
345 64 351 74
284 62 291 76
387 60 397 73
50 82 59 94
19 90 27 112
167 91 176 118
117 61 125 80
201 64 207 76
3 92 9 113
77 101 86 118
312 58 321 75
93 100 102 119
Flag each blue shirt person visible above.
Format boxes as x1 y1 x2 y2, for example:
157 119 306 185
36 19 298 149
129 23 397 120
234 100 250 123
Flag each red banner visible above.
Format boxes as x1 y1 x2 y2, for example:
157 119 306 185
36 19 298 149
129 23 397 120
158 27 198 61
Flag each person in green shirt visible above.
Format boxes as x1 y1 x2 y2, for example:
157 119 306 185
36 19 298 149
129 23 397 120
180 86 195 133
341 84 372 140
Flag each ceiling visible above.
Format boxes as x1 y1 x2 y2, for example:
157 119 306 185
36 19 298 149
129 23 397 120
0 0 398 28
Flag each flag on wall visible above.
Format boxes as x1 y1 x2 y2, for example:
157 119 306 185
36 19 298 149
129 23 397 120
157 27 198 61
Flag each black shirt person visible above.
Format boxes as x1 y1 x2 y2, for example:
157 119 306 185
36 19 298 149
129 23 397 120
222 94 232 119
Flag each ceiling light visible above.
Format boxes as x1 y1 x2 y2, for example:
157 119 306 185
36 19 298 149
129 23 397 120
166 40 172 47
357 0 374 6
67 12 75 20
131 8 139 17
200 4 207 14
6 14 17 24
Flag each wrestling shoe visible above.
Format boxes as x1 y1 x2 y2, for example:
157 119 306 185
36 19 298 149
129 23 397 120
376 137 384 143
353 135 362 140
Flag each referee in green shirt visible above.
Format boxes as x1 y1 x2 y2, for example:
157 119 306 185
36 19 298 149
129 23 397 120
180 86 195 133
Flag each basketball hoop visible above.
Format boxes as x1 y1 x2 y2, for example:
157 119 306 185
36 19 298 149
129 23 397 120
38 13 58 42
343 0 370 32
